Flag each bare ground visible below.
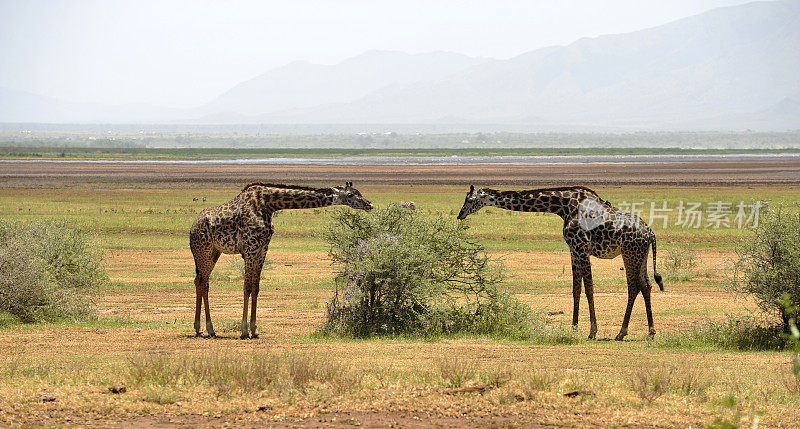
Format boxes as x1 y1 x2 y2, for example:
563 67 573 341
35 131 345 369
2 157 800 187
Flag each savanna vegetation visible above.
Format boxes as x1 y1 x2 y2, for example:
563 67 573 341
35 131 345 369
1 182 800 427
0 220 106 323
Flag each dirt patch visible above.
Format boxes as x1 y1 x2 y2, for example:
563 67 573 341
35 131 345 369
114 415 225 429
114 411 561 429
3 158 800 188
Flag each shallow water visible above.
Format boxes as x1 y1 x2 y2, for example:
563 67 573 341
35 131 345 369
1 153 798 166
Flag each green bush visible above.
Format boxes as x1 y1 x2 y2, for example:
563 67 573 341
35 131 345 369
782 296 800 392
0 220 105 322
730 207 800 333
658 315 785 351
320 204 535 338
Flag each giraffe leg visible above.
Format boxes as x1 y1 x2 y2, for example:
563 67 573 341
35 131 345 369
192 246 219 337
640 262 656 337
569 252 583 330
203 287 215 338
582 264 598 340
571 251 596 339
250 287 259 339
642 287 655 337
193 280 202 336
248 254 265 339
615 289 638 341
616 254 641 341
192 251 207 336
203 250 220 338
241 256 251 340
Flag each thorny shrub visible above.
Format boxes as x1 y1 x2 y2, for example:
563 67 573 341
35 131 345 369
320 204 536 338
0 220 105 322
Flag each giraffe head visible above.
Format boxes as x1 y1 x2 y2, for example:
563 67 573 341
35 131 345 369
457 185 489 219
334 181 373 211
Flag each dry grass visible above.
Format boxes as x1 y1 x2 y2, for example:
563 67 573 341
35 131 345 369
629 364 714 404
2 184 800 427
2 339 799 427
436 356 478 388
128 351 363 398
140 385 181 405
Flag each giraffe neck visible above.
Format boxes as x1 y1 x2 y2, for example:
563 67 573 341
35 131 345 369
485 189 578 218
245 187 336 212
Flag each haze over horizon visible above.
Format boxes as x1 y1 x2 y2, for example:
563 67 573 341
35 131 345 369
1 0 754 108
1 0 798 131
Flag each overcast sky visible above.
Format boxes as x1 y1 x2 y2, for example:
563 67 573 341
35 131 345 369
0 0 754 108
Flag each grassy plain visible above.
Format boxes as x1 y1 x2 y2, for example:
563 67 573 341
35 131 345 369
1 183 800 427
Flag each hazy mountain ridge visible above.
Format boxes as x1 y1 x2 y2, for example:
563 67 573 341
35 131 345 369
0 87 183 123
256 0 799 129
1 0 798 130
197 50 490 119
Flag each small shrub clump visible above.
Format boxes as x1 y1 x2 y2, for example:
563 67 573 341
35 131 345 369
659 207 800 351
320 204 535 338
629 365 712 403
658 315 785 351
436 356 478 388
663 244 698 281
0 220 106 322
783 297 800 394
730 207 800 333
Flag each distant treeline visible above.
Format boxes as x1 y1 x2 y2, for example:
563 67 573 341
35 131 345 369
1 130 799 151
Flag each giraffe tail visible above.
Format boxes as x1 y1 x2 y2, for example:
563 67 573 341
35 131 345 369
652 237 664 291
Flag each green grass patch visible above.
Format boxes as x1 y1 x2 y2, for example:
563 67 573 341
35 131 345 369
656 315 788 351
0 311 22 328
2 186 798 250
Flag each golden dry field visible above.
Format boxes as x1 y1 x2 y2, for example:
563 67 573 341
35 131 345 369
1 160 800 428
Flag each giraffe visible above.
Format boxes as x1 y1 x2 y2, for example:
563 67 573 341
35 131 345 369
457 185 663 340
189 181 373 339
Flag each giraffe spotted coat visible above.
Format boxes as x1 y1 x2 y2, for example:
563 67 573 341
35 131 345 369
458 185 664 340
189 182 372 339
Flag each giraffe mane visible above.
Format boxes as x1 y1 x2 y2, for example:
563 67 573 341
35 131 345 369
531 185 601 195
240 182 327 193
482 185 599 195
483 186 611 204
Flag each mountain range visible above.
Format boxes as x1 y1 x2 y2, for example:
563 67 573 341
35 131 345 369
1 0 798 130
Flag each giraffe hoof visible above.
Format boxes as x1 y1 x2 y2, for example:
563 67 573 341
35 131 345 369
195 332 202 337
240 333 250 340
614 334 625 341
251 333 259 339
588 333 596 340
